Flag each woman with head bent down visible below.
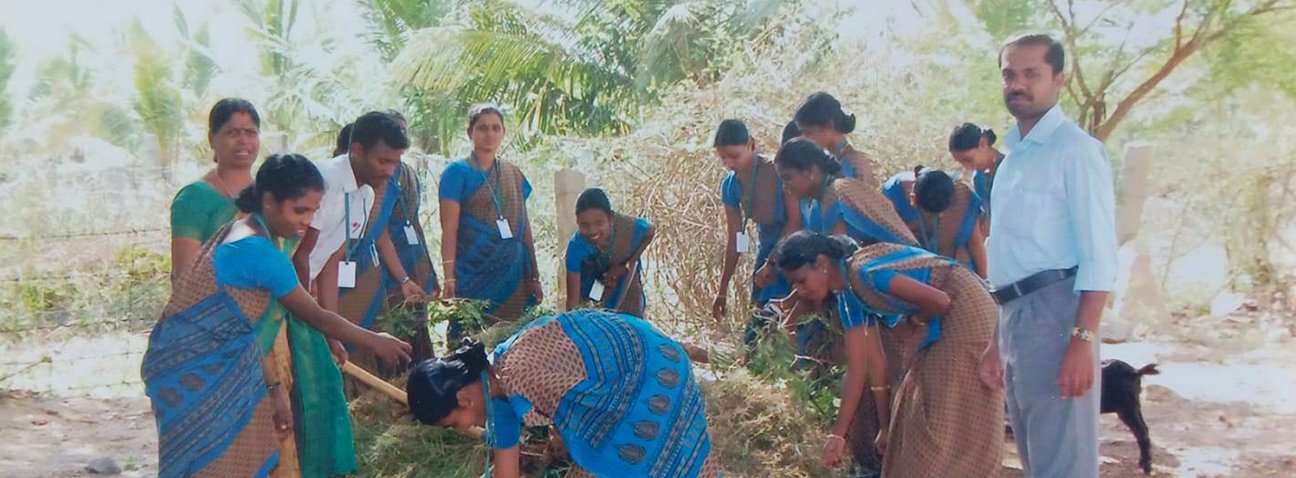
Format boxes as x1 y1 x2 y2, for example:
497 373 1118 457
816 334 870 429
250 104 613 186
407 310 719 478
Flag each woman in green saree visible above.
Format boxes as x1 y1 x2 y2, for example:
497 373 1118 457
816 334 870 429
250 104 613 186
171 99 262 279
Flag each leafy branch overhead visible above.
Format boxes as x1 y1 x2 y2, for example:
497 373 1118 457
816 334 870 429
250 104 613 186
975 0 1294 140
376 0 792 153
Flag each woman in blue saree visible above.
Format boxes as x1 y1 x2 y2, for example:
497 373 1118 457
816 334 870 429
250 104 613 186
774 231 1003 477
407 310 719 478
141 154 412 478
564 188 655 317
793 92 880 187
710 120 802 343
947 123 1003 235
439 104 543 339
772 138 917 473
774 138 916 247
908 167 988 278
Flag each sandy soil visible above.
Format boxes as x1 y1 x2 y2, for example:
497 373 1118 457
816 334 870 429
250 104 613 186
2 336 1293 477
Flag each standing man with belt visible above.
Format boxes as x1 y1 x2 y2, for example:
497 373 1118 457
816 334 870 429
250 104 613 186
979 33 1118 478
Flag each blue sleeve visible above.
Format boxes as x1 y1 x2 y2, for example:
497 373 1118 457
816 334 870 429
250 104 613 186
522 174 533 200
870 269 898 294
836 290 875 329
487 397 523 449
720 173 739 208
565 233 589 271
438 161 468 203
633 217 651 244
214 237 300 298
1065 138 1118 292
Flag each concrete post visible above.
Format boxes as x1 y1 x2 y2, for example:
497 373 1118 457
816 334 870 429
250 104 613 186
554 168 586 301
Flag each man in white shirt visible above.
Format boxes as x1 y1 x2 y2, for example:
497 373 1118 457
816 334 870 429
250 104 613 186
292 111 410 326
980 34 1119 478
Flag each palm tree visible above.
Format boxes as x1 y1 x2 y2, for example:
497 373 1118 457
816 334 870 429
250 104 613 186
129 19 185 181
0 28 16 133
366 0 790 154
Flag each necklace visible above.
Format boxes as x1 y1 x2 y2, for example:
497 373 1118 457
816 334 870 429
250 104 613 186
212 169 233 198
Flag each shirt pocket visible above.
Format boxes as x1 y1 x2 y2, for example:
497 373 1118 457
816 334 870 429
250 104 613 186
998 187 1066 239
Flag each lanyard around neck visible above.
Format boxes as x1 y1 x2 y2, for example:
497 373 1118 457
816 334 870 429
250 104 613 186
470 153 506 220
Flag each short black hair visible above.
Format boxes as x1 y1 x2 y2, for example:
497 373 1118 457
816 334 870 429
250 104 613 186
233 154 325 214
713 119 751 147
208 98 260 135
780 120 801 145
575 188 613 215
407 339 490 426
999 33 1065 75
333 123 354 157
794 92 856 134
774 137 842 176
912 167 955 213
948 123 996 152
773 231 859 271
350 111 411 151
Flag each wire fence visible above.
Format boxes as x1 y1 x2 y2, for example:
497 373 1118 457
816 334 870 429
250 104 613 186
0 226 168 396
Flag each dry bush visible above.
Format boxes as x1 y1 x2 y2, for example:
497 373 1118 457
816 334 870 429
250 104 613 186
550 24 1003 338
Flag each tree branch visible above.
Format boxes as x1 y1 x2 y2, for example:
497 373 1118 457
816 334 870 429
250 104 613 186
1174 0 1190 47
1078 1 1123 37
1048 0 1093 101
1094 0 1289 140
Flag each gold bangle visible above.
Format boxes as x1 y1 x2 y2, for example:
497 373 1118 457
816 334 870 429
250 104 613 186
909 316 928 327
870 385 890 392
826 434 846 444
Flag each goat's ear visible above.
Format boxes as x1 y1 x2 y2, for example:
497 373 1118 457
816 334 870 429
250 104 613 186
1137 363 1160 376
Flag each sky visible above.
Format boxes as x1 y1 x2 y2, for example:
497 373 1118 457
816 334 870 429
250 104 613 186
0 0 933 100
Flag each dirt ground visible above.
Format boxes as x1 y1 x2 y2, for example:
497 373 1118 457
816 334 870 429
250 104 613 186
2 338 1293 477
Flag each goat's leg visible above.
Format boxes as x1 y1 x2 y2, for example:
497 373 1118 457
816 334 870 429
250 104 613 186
1117 405 1153 474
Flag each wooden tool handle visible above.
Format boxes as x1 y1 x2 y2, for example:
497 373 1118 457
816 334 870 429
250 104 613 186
341 361 408 405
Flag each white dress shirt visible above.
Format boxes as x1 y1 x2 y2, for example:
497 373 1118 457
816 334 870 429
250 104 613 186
308 154 375 281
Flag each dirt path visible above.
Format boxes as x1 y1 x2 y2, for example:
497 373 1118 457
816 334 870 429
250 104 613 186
2 337 1293 477
0 391 155 478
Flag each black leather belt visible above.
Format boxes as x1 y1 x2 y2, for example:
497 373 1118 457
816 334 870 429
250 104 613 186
992 267 1078 304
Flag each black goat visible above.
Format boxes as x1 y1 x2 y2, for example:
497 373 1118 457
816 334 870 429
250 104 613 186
1101 359 1161 474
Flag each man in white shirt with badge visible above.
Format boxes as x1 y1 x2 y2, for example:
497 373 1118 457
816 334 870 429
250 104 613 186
292 111 411 358
979 34 1119 478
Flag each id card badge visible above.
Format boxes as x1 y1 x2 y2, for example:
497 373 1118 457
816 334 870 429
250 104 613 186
496 218 514 239
735 232 751 254
403 221 420 245
588 281 606 301
338 261 357 288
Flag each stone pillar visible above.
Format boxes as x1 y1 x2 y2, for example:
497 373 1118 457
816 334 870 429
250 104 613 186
1117 143 1154 244
1109 143 1163 340
554 168 586 300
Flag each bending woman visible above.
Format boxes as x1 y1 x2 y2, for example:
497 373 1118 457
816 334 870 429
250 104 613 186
775 231 1003 477
793 92 879 186
407 310 719 478
142 154 412 478
565 188 655 317
947 123 1003 234
909 167 988 278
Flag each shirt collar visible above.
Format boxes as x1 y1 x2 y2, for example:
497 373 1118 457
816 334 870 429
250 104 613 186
336 154 361 194
1006 103 1066 148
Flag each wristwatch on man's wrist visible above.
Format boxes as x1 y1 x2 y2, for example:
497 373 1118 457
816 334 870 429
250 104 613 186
1071 327 1094 343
